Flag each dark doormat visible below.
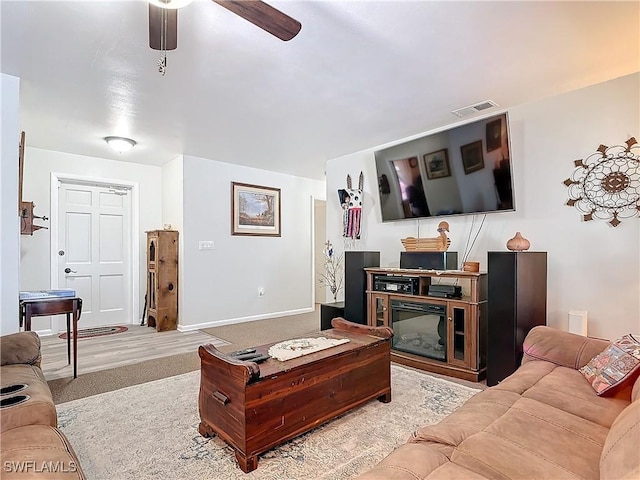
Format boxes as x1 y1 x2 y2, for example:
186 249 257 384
59 325 128 340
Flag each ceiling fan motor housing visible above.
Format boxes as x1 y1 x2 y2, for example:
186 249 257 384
148 0 302 51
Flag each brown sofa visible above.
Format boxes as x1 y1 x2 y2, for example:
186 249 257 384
0 331 85 479
357 326 640 479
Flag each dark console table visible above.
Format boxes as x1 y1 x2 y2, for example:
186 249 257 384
320 301 345 330
19 297 83 378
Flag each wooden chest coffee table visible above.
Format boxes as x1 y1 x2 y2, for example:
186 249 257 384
197 318 393 472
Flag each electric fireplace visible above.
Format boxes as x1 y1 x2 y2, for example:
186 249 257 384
390 299 447 362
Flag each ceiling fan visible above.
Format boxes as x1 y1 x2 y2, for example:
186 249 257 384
148 0 302 53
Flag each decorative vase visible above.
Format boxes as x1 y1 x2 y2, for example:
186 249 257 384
506 232 530 251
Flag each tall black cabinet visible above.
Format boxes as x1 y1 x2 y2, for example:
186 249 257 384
344 251 380 325
487 251 547 386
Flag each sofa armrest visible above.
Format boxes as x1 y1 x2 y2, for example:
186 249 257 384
522 325 609 370
1 331 42 367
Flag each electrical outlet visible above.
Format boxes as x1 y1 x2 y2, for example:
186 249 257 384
199 241 215 250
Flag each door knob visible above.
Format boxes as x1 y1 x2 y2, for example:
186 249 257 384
64 268 77 274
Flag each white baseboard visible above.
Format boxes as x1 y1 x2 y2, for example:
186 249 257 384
33 328 57 337
177 307 315 332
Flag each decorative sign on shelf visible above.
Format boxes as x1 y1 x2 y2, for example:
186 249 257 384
563 137 640 227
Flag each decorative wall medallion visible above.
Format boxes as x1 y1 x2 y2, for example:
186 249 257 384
563 137 640 227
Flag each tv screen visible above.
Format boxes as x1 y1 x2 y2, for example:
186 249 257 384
374 112 514 222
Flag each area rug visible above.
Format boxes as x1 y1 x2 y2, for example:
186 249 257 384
59 325 128 340
57 365 479 479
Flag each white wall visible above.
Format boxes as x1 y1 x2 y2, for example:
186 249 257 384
179 155 325 329
0 73 21 335
161 156 184 233
20 148 162 331
161 156 184 325
326 73 640 340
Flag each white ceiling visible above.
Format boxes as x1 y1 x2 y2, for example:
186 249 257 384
2 1 638 180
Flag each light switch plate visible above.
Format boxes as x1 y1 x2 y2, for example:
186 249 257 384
199 241 215 250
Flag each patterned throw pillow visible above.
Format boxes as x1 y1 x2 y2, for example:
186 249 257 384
580 334 640 396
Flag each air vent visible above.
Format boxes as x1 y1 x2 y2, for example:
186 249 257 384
452 100 498 117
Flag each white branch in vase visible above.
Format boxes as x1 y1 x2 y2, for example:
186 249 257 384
318 241 344 302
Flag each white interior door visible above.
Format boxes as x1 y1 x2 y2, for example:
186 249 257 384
57 182 132 329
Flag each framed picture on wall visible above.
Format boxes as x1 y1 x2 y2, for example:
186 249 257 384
486 117 502 152
460 140 485 174
423 149 451 179
231 182 281 236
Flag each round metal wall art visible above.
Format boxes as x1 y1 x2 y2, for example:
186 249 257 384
563 137 640 227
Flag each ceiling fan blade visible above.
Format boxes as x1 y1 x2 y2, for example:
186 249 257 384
213 0 301 41
149 3 178 50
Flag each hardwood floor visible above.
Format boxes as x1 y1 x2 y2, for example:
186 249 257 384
39 325 229 380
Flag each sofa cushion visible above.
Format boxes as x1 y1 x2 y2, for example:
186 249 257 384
579 334 640 396
0 365 57 433
449 395 608 480
519 363 630 428
600 399 640 480
411 389 521 446
1 332 41 367
356 442 490 479
408 384 610 480
491 360 629 427
492 359 556 395
0 425 85 479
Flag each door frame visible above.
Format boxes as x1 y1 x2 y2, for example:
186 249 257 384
312 197 327 305
49 172 140 327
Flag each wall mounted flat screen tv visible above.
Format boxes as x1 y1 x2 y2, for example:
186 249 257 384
374 112 514 222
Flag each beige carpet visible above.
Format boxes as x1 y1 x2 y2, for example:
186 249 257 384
49 310 321 404
201 309 321 353
48 351 202 404
57 364 480 479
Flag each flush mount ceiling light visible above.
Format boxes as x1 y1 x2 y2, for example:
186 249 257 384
148 0 193 9
104 136 137 154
